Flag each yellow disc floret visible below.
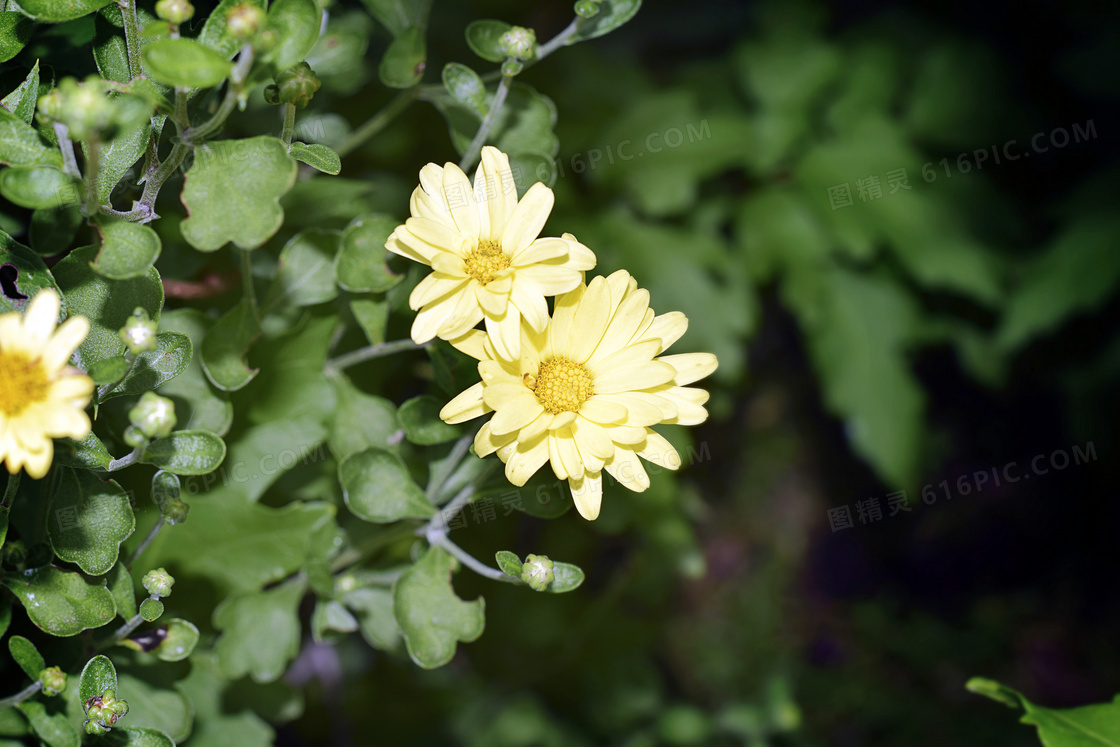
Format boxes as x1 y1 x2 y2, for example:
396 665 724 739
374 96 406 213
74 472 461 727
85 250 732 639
463 239 510 286
0 353 49 418
531 357 593 414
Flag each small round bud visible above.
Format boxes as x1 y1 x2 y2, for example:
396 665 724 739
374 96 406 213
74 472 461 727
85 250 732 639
118 308 158 355
41 77 117 141
520 554 555 591
123 425 148 448
574 0 600 18
499 26 536 60
38 667 67 697
225 2 264 39
142 567 175 598
162 498 190 525
155 0 193 24
129 392 177 439
36 89 64 127
500 59 524 77
274 62 321 109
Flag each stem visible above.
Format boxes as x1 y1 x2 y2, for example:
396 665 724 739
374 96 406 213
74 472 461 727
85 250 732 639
107 447 143 472
53 123 81 180
240 249 260 324
105 611 145 647
428 531 517 583
1 473 20 510
172 89 190 133
425 434 472 503
119 0 143 80
459 73 513 172
325 339 427 372
329 523 420 573
335 88 417 158
281 103 296 148
536 17 581 60
182 44 254 144
0 682 42 710
81 141 101 218
126 520 163 569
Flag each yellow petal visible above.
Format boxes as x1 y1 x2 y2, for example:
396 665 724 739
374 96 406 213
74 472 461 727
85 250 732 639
475 146 518 242
518 411 551 443
0 312 26 353
484 309 521 361
474 422 515 457
514 264 583 297
410 185 457 230
410 273 467 310
661 352 719 386
475 282 509 317
661 386 711 426
569 472 603 520
509 236 568 266
440 382 488 424
606 424 650 445
637 429 681 470
565 275 612 364
501 182 554 257
482 381 530 411
22 289 59 349
587 338 662 379
578 396 628 425
593 360 678 395
436 288 485 340
41 316 89 373
549 411 576 430
509 279 549 333
411 293 459 343
559 233 596 270
551 426 582 480
573 416 614 460
489 392 544 436
586 289 649 370
504 433 550 486
404 216 466 256
447 329 489 361
605 447 650 492
386 231 437 265
642 311 688 350
442 162 480 238
418 162 453 212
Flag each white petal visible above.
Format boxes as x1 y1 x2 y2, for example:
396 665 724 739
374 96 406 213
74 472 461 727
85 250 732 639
501 182 554 257
41 316 89 372
22 289 60 348
593 360 678 395
440 382 488 424
605 448 650 492
489 392 544 436
504 434 550 486
566 275 612 364
569 472 603 520
661 353 719 386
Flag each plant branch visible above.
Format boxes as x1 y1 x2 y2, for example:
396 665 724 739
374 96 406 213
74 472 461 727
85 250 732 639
182 44 254 144
427 531 517 583
0 681 42 710
240 249 260 324
126 520 163 569
425 434 473 503
536 17 581 60
118 0 143 80
335 87 417 158
325 339 428 372
53 123 81 180
281 103 296 148
107 447 144 472
458 73 512 172
1 473 20 510
81 141 101 218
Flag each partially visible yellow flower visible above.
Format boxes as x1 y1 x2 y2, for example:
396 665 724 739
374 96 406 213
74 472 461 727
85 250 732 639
440 270 718 520
386 146 596 360
0 289 93 479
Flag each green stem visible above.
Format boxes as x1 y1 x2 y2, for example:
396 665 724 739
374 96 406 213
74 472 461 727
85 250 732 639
107 447 144 472
126 520 163 569
81 141 101 218
118 0 143 80
325 339 427 372
1 473 20 510
328 523 419 573
53 123 81 180
459 73 513 172
240 249 260 324
536 17 581 60
428 531 517 583
182 44 254 144
172 89 190 133
335 87 417 158
425 434 473 503
281 103 296 148
0 682 42 710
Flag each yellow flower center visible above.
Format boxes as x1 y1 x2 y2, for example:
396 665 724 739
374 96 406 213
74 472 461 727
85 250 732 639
528 357 594 414
0 351 49 417
463 239 510 286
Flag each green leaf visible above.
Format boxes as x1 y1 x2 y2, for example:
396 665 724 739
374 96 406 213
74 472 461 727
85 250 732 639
101 332 192 400
214 579 305 682
1 61 40 123
311 598 358 642
9 635 45 679
268 229 340 307
495 551 522 577
103 727 176 747
288 142 340 175
93 5 132 83
200 298 261 392
221 417 327 501
105 561 137 620
378 25 426 88
399 395 461 445
0 108 60 168
0 165 77 209
476 470 572 519
262 0 321 72
198 0 265 60
79 654 118 704
85 117 150 206
442 62 487 117
91 218 161 279
0 240 59 315
0 13 33 63
968 677 1120 747
304 12 372 95
31 204 84 257
334 215 402 293
328 377 399 461
48 469 136 575
153 618 199 662
180 137 298 251
350 296 389 345
15 701 80 747
548 562 585 593
569 0 642 43
14 0 113 23
158 309 234 435
339 448 435 523
53 432 114 471
147 492 334 592
142 38 233 88
393 546 485 669
360 0 430 36
53 243 165 372
244 312 338 424
177 655 275 747
341 586 400 652
464 19 511 63
139 597 163 621
142 430 227 475
88 357 131 385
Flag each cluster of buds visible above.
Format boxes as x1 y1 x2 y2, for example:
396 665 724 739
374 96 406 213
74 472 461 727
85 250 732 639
520 554 555 592
84 689 129 735
38 667 67 697
264 62 322 109
126 392 177 444
498 26 536 76
118 308 158 356
37 77 117 142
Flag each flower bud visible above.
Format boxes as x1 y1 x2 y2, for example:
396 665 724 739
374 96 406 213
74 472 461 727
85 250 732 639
40 77 117 141
155 0 194 24
118 308 158 355
36 89 64 127
263 84 281 105
500 59 524 77
574 0 600 18
84 688 128 734
499 26 536 60
162 498 190 525
225 2 264 39
123 425 148 448
274 62 321 109
520 554 555 591
38 667 67 697
129 392 177 439
142 567 175 598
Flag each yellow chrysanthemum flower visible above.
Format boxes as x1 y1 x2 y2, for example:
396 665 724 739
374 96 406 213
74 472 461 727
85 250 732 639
386 146 596 360
0 289 93 479
440 270 718 520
